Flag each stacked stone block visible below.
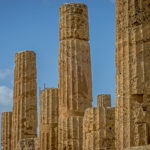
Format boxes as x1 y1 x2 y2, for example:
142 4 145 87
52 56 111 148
83 95 115 150
115 0 150 149
39 88 58 150
58 3 92 150
1 112 12 150
11 50 38 150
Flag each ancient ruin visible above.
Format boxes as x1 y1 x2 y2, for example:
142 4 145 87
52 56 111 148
115 0 150 149
1 1 150 150
58 3 92 150
1 112 12 150
11 51 38 150
39 88 58 150
83 95 115 150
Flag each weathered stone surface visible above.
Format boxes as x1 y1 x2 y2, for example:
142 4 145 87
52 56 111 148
11 50 38 150
83 95 115 150
39 88 58 150
59 3 89 41
1 112 12 150
16 138 39 150
2 2 150 150
115 0 150 149
58 3 92 150
58 116 83 150
58 39 92 114
124 145 150 150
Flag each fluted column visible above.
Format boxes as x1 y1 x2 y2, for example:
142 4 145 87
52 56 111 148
97 94 111 107
11 50 37 150
83 95 115 150
58 3 92 150
1 112 12 150
39 88 58 150
115 0 150 149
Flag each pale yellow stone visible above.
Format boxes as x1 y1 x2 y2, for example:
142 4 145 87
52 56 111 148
59 3 89 41
1 112 12 150
11 50 38 150
58 3 92 150
124 145 150 150
1 1 150 150
39 88 58 150
115 0 150 149
16 138 39 150
97 94 111 107
83 95 115 150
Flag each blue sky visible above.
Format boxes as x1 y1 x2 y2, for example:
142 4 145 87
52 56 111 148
0 0 116 147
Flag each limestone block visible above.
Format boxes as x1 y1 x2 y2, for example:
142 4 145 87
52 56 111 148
1 112 12 150
11 50 38 150
16 138 39 150
39 88 58 150
59 3 89 41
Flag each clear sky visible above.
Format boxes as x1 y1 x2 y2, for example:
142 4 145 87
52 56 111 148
0 0 116 147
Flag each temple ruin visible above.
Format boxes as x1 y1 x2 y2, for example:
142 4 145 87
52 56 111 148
1 1 150 150
40 88 58 150
58 3 92 150
83 94 115 150
11 51 38 150
115 0 150 149
1 112 12 150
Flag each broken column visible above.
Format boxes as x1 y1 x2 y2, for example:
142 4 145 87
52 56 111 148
58 3 92 150
1 112 12 150
115 0 150 149
39 88 58 150
83 94 115 150
97 94 111 107
11 50 38 150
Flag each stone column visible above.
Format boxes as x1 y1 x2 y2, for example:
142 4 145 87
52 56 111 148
1 112 12 150
83 95 115 150
58 3 92 150
115 0 150 149
11 50 38 150
97 94 111 107
39 88 58 150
